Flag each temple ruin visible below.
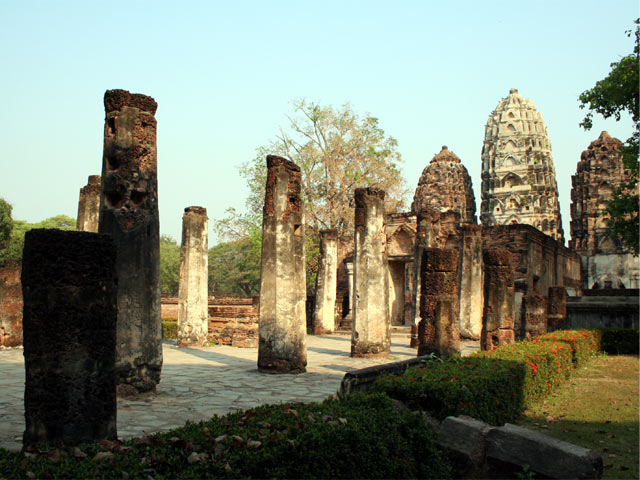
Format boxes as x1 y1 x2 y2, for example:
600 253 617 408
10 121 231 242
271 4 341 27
481 89 564 241
0 260 22 347
570 131 639 289
177 206 209 346
351 187 391 357
22 229 117 446
411 146 476 223
257 155 307 373
98 89 162 393
481 249 516 350
76 175 101 232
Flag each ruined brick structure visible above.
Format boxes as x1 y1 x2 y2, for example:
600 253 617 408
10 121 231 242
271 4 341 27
352 187 390 357
570 131 639 289
482 249 516 350
0 260 22 347
547 286 567 331
386 212 416 327
99 89 162 393
258 155 307 373
411 146 476 223
521 295 548 339
22 229 117 446
76 175 101 232
313 229 339 334
178 207 209 346
417 248 460 357
481 89 564 241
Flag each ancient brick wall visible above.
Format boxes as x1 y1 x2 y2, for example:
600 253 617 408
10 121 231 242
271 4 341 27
0 260 23 347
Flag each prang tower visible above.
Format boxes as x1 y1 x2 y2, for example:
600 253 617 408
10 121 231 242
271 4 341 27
480 89 564 241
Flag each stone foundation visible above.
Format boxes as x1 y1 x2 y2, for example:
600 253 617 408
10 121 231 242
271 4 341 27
21 229 117 447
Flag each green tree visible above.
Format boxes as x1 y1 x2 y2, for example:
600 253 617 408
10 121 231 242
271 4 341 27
0 198 13 265
208 234 261 296
2 214 77 263
216 99 408 292
579 18 639 254
159 234 181 296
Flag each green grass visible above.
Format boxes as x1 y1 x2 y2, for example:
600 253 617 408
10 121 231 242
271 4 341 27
516 354 639 479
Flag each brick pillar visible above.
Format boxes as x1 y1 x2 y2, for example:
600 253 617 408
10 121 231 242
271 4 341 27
21 229 117 447
258 155 307 373
522 295 548 339
481 249 516 350
0 260 23 347
99 89 162 393
178 206 209 346
76 175 101 232
547 286 567 331
351 187 390 357
458 224 483 340
417 248 460 358
313 229 338 335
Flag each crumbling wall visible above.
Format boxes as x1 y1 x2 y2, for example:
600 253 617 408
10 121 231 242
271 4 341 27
0 260 22 347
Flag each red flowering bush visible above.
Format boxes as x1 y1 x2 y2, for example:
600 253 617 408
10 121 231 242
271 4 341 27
537 329 602 367
476 339 573 405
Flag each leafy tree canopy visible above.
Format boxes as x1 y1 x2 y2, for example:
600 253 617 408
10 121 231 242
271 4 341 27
579 18 639 255
160 234 181 296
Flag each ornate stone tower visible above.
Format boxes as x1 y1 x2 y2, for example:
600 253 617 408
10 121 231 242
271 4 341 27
570 131 639 288
480 89 564 242
411 146 476 223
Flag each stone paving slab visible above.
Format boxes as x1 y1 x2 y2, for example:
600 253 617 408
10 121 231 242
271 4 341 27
0 334 479 451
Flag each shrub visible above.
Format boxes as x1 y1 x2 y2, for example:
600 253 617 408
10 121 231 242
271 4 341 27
0 394 451 479
477 339 574 405
599 328 639 355
374 356 526 425
162 319 177 339
537 329 601 367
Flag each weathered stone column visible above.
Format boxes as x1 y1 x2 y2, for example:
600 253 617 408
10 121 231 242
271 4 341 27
410 209 441 347
98 89 162 393
481 249 516 350
458 224 484 339
0 259 23 347
345 260 354 319
313 229 338 335
351 187 390 357
417 248 460 358
547 286 567 331
522 295 548 339
21 229 117 447
76 175 101 232
178 206 209 346
258 155 307 373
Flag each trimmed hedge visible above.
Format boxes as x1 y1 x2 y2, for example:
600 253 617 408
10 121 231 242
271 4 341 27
0 394 451 479
599 328 639 355
374 356 525 425
162 319 177 339
373 330 602 425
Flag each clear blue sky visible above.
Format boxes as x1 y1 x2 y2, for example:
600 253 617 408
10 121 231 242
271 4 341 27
0 0 636 244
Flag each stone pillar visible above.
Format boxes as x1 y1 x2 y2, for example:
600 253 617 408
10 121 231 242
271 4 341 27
417 248 460 358
0 259 23 347
345 261 354 318
410 209 441 347
458 224 483 340
547 286 567 331
76 175 101 232
177 206 209 346
351 187 390 357
258 155 307 373
98 89 162 393
21 229 117 447
313 229 338 335
481 249 516 350
521 295 548 339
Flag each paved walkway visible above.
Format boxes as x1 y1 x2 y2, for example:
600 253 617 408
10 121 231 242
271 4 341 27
0 334 479 451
